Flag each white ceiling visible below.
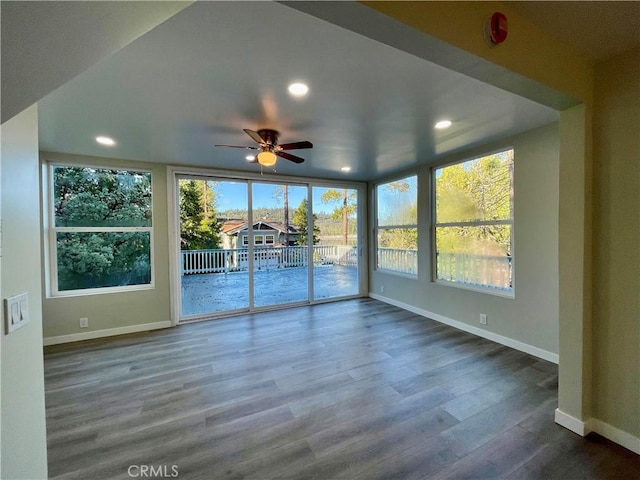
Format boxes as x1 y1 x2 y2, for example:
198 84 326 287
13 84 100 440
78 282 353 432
37 1 562 181
1 1 191 124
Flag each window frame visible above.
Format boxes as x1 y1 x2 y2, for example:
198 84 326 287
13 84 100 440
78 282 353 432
374 174 418 277
265 234 275 245
47 162 155 297
431 148 514 297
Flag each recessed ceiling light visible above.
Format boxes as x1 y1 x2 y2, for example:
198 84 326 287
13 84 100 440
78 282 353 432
340 166 351 172
246 155 255 161
96 136 115 146
434 120 452 130
288 82 309 97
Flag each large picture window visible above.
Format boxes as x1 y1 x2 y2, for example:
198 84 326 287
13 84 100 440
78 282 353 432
375 175 418 275
50 165 153 295
433 149 514 293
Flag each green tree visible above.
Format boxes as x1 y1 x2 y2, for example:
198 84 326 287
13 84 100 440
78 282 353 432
53 166 152 290
54 167 151 227
179 179 222 250
292 198 319 245
435 151 513 255
377 177 418 250
320 189 357 245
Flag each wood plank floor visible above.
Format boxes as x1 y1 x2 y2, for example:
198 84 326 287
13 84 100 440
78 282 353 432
44 298 639 480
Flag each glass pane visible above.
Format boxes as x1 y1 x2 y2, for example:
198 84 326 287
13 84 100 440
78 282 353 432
180 179 249 316
54 166 151 227
56 232 151 291
376 228 417 275
312 187 359 300
435 225 512 290
435 150 513 224
252 183 308 308
377 175 417 226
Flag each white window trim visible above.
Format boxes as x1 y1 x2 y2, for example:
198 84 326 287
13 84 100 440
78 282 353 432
431 148 514 297
47 162 155 297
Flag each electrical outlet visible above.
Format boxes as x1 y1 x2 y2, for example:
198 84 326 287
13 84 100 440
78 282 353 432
380 285 385 294
80 317 89 328
479 313 487 325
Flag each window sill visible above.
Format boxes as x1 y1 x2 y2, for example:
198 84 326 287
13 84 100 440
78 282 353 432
433 279 514 298
375 268 418 280
48 283 155 299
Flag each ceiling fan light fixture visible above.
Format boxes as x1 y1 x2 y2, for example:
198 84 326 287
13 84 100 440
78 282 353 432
216 128 310 165
257 150 277 166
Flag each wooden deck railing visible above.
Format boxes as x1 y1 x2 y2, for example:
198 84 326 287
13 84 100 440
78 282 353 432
376 247 418 275
375 249 512 290
181 245 357 275
182 248 511 290
436 252 512 290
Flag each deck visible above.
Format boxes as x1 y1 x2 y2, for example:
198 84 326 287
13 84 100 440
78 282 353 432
181 264 359 316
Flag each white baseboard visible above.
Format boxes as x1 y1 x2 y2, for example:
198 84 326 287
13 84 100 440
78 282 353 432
588 418 640 455
554 410 640 454
43 321 172 346
368 293 559 363
555 408 590 436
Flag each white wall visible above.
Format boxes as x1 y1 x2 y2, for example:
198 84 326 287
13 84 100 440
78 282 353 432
0 105 48 479
370 123 560 360
40 152 171 343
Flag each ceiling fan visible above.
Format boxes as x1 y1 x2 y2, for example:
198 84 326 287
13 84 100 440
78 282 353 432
215 129 312 167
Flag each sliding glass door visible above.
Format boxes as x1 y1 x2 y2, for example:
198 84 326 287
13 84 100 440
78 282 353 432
176 174 363 320
252 182 309 308
312 187 359 300
180 178 249 316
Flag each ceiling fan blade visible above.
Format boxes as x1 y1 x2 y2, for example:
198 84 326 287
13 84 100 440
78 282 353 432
278 141 313 151
214 144 258 150
277 151 305 164
243 129 265 144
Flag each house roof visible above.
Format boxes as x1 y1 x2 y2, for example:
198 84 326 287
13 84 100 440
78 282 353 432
220 220 246 234
221 220 299 236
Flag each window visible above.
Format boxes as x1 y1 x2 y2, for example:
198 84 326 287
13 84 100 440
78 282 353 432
375 175 418 275
254 235 264 245
265 234 275 245
433 149 514 293
50 165 153 295
242 235 249 246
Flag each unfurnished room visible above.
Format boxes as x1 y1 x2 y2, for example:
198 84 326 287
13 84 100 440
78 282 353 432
1 2 639 479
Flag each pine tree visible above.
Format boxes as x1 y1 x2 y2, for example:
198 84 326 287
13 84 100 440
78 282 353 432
179 179 222 250
292 198 320 245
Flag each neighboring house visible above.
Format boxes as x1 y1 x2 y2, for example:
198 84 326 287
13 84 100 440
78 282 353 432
220 219 300 249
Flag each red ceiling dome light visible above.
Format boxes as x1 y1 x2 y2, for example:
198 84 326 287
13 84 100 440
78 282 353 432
485 12 508 45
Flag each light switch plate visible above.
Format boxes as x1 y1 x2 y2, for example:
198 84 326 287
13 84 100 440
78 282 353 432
4 292 29 334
